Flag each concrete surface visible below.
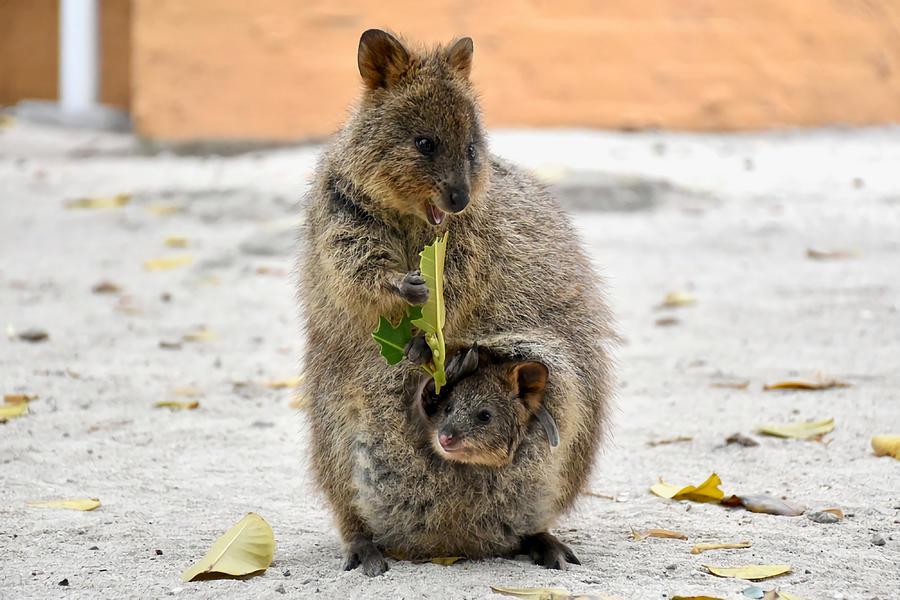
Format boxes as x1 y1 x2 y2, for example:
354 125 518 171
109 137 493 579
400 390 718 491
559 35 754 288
1 121 899 599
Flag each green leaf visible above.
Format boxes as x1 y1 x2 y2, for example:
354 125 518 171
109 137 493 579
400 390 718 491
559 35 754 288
411 234 448 392
372 309 418 365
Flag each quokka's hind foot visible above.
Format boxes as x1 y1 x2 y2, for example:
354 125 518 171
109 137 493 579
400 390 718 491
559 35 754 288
342 534 388 577
519 531 581 570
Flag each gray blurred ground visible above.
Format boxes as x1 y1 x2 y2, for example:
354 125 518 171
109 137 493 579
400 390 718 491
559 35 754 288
1 120 899 600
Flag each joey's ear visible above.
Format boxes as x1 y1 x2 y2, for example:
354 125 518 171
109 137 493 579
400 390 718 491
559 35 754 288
358 29 411 90
510 361 548 414
446 37 473 79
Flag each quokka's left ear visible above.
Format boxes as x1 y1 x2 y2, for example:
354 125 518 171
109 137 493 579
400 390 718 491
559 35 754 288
446 37 474 79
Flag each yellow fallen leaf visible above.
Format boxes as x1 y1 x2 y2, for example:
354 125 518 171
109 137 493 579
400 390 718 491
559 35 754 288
4 394 36 404
263 376 304 390
66 193 130 209
650 473 724 503
710 380 750 389
181 513 275 582
690 541 751 554
703 564 790 580
155 401 199 411
763 380 849 391
719 494 804 516
0 114 16 128
661 291 696 307
144 255 193 271
165 236 188 248
631 527 687 540
182 328 217 343
806 247 860 260
28 498 101 511
490 588 571 600
871 434 900 459
776 593 809 600
757 418 834 439
822 508 844 520
0 402 29 420
147 204 181 216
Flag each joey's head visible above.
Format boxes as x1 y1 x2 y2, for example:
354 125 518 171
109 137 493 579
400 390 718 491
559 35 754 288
348 29 489 226
411 354 557 467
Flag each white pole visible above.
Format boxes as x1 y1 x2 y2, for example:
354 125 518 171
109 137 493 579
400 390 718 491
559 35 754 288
59 0 99 115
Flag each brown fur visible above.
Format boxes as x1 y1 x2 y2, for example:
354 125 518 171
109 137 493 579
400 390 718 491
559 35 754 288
298 29 615 574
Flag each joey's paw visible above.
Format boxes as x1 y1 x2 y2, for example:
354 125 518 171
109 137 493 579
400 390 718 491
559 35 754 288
520 532 580 570
398 270 429 305
342 537 388 577
405 331 433 365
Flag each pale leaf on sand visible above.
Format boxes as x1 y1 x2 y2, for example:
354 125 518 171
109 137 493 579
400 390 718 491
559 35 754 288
757 418 834 439
28 498 101 511
650 473 724 503
144 255 193 271
490 587 617 600
660 291 696 307
0 402 29 421
703 564 790 580
690 541 751 554
631 527 688 540
181 513 275 582
165 236 188 248
871 435 900 459
263 376 304 389
66 193 130 209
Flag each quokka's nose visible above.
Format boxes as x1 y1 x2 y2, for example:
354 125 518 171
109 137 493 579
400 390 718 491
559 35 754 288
439 431 460 450
446 186 469 213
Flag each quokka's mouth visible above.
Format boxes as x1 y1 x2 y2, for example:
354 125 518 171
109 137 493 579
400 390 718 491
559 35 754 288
424 200 445 226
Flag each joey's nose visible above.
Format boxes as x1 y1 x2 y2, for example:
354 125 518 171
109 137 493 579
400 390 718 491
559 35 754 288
439 431 460 451
445 186 469 213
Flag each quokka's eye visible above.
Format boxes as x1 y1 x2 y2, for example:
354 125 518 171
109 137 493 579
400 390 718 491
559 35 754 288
476 410 492 424
444 403 453 415
466 143 476 161
415 136 436 155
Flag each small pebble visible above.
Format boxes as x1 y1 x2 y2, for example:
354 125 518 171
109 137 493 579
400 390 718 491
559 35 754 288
18 328 49 342
665 563 676 571
726 433 760 447
58 578 69 586
808 511 840 524
282 569 291 577
872 534 886 546
88 546 99 551
156 549 163 555
275 584 286 594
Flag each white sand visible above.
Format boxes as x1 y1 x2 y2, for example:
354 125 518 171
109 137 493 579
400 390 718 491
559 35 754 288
1 122 898 599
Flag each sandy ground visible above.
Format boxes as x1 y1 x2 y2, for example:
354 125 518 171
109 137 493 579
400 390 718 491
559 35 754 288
1 121 898 600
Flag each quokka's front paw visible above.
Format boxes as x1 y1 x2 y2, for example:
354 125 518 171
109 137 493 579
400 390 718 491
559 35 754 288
405 331 433 365
398 269 429 305
520 531 581 570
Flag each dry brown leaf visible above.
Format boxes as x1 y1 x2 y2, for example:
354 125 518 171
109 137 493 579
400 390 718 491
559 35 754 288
146 204 181 216
647 436 693 447
763 379 849 391
66 193 130 209
690 541 751 554
165 236 188 248
871 434 900 459
806 247 860 260
92 281 121 294
4 394 36 404
155 401 199 411
719 494 804 516
711 380 750 390
821 508 844 520
650 473 724 503
631 527 687 541
144 255 193 271
703 564 790 580
655 317 680 327
660 291 696 308
725 433 759 447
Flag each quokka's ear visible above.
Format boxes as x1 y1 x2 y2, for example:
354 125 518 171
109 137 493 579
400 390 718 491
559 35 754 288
446 37 474 79
511 361 548 414
358 29 411 90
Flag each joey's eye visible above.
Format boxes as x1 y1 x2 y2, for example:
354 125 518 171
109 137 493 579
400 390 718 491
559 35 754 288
476 410 492 424
415 136 436 156
466 143 476 161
